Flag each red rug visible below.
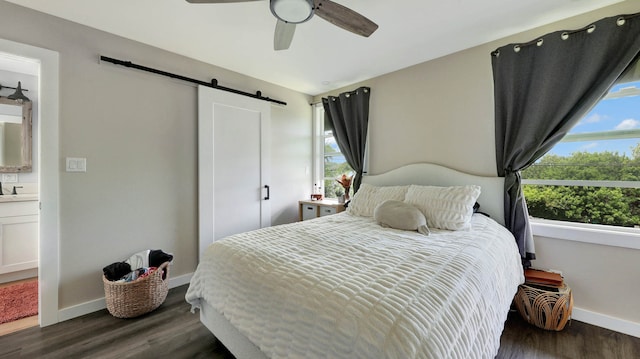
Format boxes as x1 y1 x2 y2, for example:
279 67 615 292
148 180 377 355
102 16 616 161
0 280 38 324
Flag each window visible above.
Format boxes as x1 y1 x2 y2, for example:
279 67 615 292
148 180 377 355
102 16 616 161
522 77 640 229
313 104 353 199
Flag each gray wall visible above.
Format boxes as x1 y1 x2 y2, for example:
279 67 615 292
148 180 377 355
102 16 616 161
0 1 312 309
315 1 640 327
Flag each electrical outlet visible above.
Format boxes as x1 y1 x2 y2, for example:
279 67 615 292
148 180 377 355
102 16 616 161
1 174 18 183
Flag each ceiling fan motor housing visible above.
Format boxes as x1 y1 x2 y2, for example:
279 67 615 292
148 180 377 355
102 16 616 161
185 0 378 51
270 0 314 24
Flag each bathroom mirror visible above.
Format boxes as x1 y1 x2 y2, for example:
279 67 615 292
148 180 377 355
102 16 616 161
0 97 32 172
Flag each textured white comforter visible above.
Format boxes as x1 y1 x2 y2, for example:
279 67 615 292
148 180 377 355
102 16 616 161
186 212 523 359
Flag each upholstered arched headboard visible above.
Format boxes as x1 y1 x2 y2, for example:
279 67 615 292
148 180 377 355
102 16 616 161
362 163 505 226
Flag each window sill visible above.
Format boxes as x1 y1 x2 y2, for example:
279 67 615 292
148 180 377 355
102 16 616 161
530 219 640 250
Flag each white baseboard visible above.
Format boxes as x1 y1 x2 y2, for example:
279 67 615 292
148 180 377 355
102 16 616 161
57 272 193 323
0 268 38 285
572 306 640 338
58 297 106 323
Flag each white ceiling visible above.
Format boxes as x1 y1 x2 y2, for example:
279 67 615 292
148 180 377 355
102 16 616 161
5 0 626 95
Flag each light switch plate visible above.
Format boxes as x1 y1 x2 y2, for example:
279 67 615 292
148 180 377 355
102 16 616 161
66 157 87 172
1 174 18 183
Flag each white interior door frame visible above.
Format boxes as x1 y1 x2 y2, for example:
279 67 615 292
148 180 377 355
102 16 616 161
198 86 271 261
0 38 60 327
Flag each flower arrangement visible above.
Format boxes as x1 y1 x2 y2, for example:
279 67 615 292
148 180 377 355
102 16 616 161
336 174 353 200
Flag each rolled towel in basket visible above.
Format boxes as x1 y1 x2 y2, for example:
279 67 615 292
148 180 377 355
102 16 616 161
126 249 173 280
126 249 173 269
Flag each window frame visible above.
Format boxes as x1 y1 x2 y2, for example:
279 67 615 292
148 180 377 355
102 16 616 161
530 218 640 250
312 103 324 192
523 79 640 249
312 103 353 199
524 174 640 250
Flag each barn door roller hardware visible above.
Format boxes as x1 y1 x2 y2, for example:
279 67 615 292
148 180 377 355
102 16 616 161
99 55 287 106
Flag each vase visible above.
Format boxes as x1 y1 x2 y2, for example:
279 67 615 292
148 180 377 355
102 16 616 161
344 187 350 201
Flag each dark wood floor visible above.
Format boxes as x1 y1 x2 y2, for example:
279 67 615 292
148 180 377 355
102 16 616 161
1 285 638 358
498 311 640 358
0 285 231 359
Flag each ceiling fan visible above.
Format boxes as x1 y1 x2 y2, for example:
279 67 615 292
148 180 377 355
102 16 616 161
186 0 378 51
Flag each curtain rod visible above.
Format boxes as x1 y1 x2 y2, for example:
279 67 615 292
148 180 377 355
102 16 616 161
492 12 640 57
99 55 287 106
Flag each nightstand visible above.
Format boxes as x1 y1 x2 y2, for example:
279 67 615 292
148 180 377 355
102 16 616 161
298 199 345 221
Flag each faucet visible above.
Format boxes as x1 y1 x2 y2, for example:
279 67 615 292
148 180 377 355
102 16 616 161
12 186 22 195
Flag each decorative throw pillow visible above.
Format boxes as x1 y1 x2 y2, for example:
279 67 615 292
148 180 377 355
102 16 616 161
374 200 430 235
404 185 481 231
347 183 409 217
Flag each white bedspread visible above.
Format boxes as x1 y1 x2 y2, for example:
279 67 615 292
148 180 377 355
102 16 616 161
186 212 523 359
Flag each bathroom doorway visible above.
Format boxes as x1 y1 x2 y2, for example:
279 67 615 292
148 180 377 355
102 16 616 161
0 38 60 331
0 54 40 335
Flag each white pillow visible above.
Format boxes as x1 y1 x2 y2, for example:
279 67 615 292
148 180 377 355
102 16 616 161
374 200 430 235
404 185 481 230
347 183 409 217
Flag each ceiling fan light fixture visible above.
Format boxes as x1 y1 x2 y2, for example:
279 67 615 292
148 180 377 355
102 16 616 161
270 0 314 24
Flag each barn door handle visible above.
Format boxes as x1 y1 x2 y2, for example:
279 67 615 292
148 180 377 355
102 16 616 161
264 185 270 200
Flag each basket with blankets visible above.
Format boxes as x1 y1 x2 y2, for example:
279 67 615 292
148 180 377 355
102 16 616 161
102 249 174 318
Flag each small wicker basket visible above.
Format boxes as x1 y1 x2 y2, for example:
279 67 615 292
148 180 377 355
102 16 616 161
514 282 573 331
103 261 170 318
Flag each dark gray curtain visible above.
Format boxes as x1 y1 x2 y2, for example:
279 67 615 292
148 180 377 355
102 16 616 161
492 13 640 267
322 87 370 192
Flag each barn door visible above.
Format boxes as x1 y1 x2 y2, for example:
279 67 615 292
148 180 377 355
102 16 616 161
198 86 271 260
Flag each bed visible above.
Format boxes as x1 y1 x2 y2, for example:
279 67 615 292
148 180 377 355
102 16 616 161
186 163 524 358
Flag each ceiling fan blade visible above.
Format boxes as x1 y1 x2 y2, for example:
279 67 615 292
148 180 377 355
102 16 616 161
274 20 296 51
185 0 261 3
314 0 378 37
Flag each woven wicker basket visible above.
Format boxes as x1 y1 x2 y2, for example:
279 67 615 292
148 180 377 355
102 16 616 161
514 283 573 331
103 261 170 318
